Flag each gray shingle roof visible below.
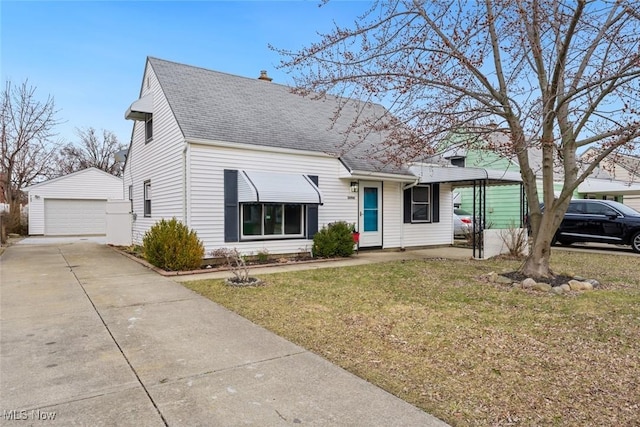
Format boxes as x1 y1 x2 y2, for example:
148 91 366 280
148 57 412 176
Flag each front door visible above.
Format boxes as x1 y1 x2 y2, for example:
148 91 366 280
359 181 382 247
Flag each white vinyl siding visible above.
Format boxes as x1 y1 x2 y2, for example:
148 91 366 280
382 182 403 248
126 124 457 253
623 195 640 211
26 168 123 235
124 64 185 240
401 183 453 248
188 143 357 255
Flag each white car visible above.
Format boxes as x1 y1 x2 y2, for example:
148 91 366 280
453 209 474 238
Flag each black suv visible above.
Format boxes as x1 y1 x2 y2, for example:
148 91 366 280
552 199 640 253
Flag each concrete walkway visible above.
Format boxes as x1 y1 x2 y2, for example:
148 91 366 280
0 242 449 426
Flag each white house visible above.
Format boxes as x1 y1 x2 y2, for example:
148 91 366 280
24 167 124 236
579 148 640 211
123 57 465 256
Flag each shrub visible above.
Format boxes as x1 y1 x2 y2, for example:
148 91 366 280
142 218 204 271
1 210 27 236
312 221 355 258
256 248 270 263
499 221 529 258
210 247 252 283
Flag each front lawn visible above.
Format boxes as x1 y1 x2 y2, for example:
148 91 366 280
183 251 640 426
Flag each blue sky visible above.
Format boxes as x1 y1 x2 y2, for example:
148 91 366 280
1 1 369 146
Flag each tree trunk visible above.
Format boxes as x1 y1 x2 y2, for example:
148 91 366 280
7 200 23 234
520 218 558 279
521 239 553 278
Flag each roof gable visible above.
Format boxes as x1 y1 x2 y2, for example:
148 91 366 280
24 167 122 191
146 57 412 176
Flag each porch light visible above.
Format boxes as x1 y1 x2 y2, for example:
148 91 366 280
350 181 359 193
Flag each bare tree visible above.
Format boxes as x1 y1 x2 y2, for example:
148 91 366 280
276 0 640 278
1 80 60 232
56 127 125 177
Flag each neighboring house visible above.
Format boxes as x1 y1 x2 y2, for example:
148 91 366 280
24 167 124 236
433 132 541 229
124 57 492 256
438 132 640 228
579 148 640 211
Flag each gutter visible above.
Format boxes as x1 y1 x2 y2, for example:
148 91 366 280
346 170 418 183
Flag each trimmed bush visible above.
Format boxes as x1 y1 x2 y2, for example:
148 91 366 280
312 221 355 258
142 218 205 271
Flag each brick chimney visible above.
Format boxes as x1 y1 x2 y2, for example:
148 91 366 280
258 70 273 82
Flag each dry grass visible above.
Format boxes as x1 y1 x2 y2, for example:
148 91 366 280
183 250 640 426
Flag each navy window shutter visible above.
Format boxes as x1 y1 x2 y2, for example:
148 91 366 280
431 183 440 223
224 169 239 242
403 187 412 223
307 175 319 238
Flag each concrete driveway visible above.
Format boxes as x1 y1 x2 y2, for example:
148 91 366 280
15 235 107 245
0 242 448 426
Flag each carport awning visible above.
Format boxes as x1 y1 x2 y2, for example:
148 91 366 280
238 170 323 204
125 94 153 120
409 164 523 185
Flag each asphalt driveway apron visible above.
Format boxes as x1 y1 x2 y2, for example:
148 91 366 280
1 242 448 426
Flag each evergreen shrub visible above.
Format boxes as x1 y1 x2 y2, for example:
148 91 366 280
312 221 355 258
142 218 204 271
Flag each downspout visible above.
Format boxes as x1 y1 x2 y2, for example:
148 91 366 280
183 141 188 225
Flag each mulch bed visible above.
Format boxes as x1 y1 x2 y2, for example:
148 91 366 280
501 271 577 286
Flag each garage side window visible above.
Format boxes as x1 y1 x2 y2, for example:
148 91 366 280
143 181 151 217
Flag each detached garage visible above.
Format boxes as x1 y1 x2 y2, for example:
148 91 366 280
24 168 124 236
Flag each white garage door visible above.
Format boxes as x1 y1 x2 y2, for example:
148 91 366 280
44 199 107 236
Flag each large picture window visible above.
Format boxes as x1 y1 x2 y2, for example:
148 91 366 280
241 203 303 238
411 185 430 222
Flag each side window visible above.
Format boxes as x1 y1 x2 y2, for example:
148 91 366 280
587 203 618 216
450 157 465 167
586 203 605 215
411 186 431 222
143 181 151 217
145 113 153 142
567 202 585 214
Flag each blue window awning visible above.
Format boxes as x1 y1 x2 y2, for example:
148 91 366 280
238 170 323 204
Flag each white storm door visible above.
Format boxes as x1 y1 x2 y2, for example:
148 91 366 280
358 181 382 247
